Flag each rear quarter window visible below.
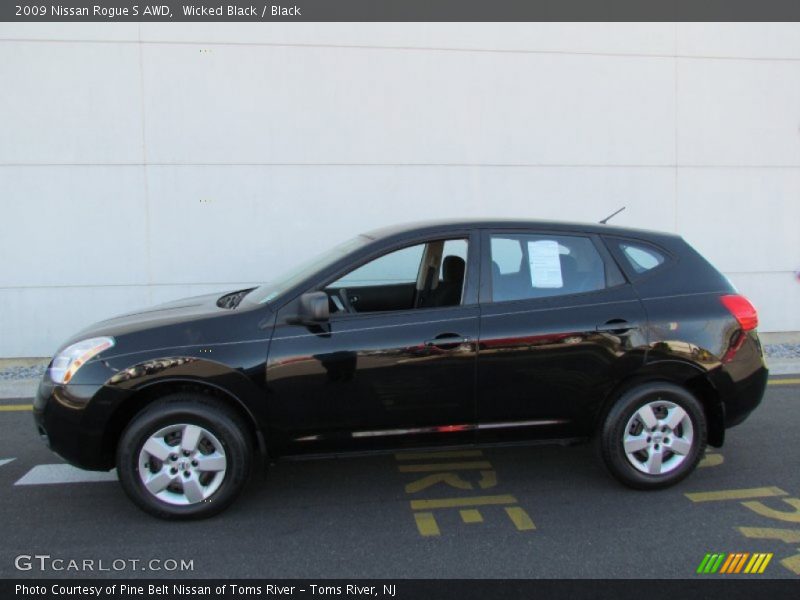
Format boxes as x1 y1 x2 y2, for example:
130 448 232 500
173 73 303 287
610 239 669 278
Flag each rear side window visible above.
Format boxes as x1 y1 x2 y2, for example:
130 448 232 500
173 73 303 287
619 242 665 275
489 233 606 302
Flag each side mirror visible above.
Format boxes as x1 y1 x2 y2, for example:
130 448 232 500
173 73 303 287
297 291 330 323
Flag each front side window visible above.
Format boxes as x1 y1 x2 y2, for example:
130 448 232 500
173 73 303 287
489 233 606 302
325 238 468 313
335 244 424 288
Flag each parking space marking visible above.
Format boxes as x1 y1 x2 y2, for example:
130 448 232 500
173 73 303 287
782 554 800 575
504 506 536 531
741 498 800 523
0 458 15 467
738 527 800 543
405 472 473 493
0 404 32 412
685 487 788 503
699 453 724 468
410 494 517 510
413 512 440 537
459 509 483 523
14 464 117 486
768 378 800 386
396 449 537 536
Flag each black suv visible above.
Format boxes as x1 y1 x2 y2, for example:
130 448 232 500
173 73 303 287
34 220 768 519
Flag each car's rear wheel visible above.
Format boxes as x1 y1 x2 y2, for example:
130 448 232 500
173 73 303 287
600 382 707 489
117 394 252 519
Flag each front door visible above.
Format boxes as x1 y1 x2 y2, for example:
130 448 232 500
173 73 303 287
266 234 480 454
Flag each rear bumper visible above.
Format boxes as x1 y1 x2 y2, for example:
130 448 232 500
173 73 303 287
717 332 769 429
722 364 769 428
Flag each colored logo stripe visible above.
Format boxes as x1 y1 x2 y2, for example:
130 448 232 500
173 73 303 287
697 553 726 573
697 553 773 574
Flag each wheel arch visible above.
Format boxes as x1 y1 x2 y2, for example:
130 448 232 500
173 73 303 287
595 360 725 447
102 377 267 465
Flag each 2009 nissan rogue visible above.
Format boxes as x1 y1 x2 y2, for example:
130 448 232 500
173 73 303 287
33 220 768 519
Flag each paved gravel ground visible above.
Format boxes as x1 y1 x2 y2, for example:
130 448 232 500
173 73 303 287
765 343 800 359
0 364 47 381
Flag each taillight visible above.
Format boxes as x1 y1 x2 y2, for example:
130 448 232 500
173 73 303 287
720 294 758 331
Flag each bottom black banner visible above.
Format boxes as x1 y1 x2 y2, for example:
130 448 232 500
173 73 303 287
2 579 799 600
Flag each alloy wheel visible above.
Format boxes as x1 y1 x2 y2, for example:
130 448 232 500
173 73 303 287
622 399 695 476
137 423 227 506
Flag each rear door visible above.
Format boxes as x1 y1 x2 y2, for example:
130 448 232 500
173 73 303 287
477 229 648 443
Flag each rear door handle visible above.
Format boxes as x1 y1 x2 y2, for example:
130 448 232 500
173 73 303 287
424 334 472 349
596 320 638 335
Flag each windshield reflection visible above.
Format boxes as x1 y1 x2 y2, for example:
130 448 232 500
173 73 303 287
246 235 371 305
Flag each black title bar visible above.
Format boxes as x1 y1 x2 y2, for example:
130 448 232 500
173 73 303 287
4 579 800 600
3 0 800 22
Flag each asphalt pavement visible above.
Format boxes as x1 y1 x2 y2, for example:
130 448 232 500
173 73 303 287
1 379 799 579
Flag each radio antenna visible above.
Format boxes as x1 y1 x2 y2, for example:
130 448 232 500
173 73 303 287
599 206 626 224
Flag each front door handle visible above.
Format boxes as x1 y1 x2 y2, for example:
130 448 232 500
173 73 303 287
424 334 472 349
596 320 638 335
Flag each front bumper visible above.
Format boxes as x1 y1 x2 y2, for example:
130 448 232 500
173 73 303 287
33 376 128 471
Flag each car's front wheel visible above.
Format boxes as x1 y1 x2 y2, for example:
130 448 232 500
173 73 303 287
600 382 707 489
117 394 252 519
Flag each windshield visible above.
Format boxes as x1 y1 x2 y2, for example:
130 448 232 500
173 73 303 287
245 234 372 305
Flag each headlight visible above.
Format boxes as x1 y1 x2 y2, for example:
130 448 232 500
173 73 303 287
50 337 115 384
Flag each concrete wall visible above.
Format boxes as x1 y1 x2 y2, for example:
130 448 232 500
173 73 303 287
1 23 799 357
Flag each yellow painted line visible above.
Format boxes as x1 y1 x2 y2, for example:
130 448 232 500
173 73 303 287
405 472 472 494
738 526 800 544
781 554 800 575
768 378 800 386
685 486 788 503
741 497 800 522
699 454 724 468
758 554 773 574
460 509 483 524
413 512 440 537
479 470 497 489
399 461 492 473
395 450 483 461
0 404 32 412
505 506 536 531
411 494 517 510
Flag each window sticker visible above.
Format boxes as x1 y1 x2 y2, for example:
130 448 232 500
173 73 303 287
528 240 563 288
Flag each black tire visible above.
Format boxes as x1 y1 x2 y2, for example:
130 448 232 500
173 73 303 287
116 394 252 520
600 382 707 489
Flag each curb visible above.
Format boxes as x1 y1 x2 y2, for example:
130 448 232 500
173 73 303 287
0 380 39 400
